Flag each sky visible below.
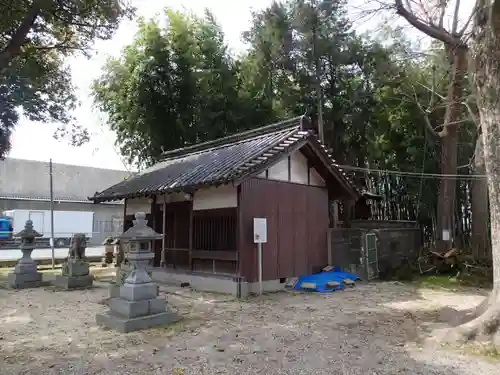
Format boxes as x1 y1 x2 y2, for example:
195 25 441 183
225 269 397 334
7 0 473 171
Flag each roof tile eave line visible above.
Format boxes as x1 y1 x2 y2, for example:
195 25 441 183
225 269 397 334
160 118 304 161
154 126 304 190
304 136 359 197
91 124 310 201
205 127 306 183
161 125 301 165
227 131 312 184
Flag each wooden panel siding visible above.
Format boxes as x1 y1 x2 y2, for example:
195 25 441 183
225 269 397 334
239 178 329 282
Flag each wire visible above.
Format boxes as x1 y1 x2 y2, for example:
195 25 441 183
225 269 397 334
42 161 488 180
337 164 487 180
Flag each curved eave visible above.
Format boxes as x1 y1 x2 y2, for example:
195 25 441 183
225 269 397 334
88 178 237 204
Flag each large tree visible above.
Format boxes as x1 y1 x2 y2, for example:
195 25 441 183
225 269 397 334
243 0 448 225
0 0 134 158
392 0 486 253
93 9 276 167
438 0 500 344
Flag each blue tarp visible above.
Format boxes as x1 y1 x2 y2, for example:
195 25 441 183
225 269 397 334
0 218 9 239
293 268 360 293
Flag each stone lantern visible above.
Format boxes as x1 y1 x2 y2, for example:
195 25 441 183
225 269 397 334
8 220 43 289
101 236 115 267
111 237 121 266
96 212 178 333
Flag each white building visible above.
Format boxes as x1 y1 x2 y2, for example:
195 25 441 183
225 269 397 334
0 158 130 244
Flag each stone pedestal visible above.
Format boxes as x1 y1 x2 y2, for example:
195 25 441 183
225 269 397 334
8 248 42 289
97 281 178 333
96 212 177 333
110 263 157 298
109 265 132 298
54 259 93 290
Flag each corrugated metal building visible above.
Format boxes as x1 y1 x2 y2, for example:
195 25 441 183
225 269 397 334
0 158 130 245
91 116 361 294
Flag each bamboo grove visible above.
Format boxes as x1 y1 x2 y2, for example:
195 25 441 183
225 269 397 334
87 1 482 257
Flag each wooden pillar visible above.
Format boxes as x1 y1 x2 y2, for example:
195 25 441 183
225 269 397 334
332 201 339 228
188 194 194 270
122 198 127 232
161 194 166 268
150 195 159 266
150 196 157 228
236 185 242 280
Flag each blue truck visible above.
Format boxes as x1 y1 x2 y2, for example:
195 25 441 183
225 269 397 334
0 216 12 240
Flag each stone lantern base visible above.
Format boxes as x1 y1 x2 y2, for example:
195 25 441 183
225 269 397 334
96 281 179 333
54 259 93 290
109 265 157 298
8 254 42 289
8 269 42 289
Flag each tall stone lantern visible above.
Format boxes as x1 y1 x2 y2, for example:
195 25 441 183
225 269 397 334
8 220 43 289
96 212 178 333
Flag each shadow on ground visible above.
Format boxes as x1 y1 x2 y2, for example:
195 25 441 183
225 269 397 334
0 280 498 374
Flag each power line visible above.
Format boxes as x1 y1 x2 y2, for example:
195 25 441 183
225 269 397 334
337 164 488 180
43 161 487 180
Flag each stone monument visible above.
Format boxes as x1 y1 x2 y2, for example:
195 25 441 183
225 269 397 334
96 212 178 333
54 233 93 289
8 220 43 289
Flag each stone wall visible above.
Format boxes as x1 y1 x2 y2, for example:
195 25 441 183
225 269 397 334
328 224 422 280
372 228 421 274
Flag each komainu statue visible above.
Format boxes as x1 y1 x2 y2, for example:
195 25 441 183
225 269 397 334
67 233 87 261
56 233 93 289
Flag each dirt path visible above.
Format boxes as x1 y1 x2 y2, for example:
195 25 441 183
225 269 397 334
0 281 498 374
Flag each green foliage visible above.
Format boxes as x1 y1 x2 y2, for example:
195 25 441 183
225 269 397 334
0 0 134 158
93 9 276 167
93 1 476 237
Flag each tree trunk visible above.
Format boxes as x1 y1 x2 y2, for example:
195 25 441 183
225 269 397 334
474 0 500 289
436 47 468 251
0 4 41 73
437 1 500 344
471 135 491 261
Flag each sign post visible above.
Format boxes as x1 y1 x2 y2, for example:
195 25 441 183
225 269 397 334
253 218 267 295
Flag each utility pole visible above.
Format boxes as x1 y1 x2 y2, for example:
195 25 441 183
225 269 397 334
49 159 55 269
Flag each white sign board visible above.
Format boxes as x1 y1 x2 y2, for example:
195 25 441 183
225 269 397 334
442 229 450 241
253 218 267 243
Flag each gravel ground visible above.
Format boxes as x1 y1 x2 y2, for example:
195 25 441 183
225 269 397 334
0 281 499 375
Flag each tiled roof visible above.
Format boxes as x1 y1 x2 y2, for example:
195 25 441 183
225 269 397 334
90 116 359 202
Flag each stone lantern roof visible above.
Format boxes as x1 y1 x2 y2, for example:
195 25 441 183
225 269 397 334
118 212 162 241
14 219 42 240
